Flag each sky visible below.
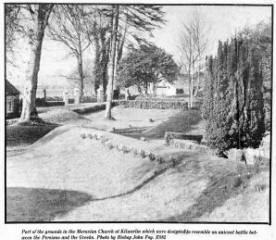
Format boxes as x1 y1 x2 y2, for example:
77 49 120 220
153 5 271 59
7 5 272 89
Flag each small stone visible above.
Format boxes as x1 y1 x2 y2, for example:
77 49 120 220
133 149 138 156
122 146 130 153
80 133 86 139
117 144 124 151
140 150 146 158
107 143 114 150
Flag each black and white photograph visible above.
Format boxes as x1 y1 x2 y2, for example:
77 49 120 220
4 2 272 224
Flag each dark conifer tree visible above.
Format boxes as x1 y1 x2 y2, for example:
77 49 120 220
203 34 265 152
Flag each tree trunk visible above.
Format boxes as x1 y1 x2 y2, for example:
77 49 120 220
101 52 109 102
188 71 193 109
94 30 109 102
93 36 101 94
77 54 84 101
117 16 128 63
194 66 200 97
77 37 84 101
105 5 119 120
20 42 41 122
190 74 194 108
19 5 53 123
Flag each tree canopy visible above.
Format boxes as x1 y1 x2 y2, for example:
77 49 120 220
117 43 179 93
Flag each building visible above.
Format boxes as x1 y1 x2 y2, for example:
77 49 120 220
125 72 205 98
6 80 20 118
153 73 204 97
153 74 189 96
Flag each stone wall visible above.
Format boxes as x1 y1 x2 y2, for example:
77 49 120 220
118 100 188 110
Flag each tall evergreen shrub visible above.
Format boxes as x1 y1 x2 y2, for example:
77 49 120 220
203 36 265 152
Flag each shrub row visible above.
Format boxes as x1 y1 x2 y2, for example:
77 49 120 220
119 100 188 110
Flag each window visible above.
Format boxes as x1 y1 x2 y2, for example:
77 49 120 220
7 98 14 113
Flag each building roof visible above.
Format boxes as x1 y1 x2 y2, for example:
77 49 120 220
6 80 20 96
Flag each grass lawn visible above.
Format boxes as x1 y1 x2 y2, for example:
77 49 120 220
117 109 203 139
7 124 269 222
83 106 180 131
6 106 269 222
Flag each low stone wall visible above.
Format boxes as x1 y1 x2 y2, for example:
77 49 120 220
135 96 187 101
118 100 188 110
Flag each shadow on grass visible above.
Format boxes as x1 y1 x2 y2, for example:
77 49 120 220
6 187 92 222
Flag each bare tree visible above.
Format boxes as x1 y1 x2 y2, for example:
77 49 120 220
19 4 54 122
48 5 92 102
179 9 209 108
